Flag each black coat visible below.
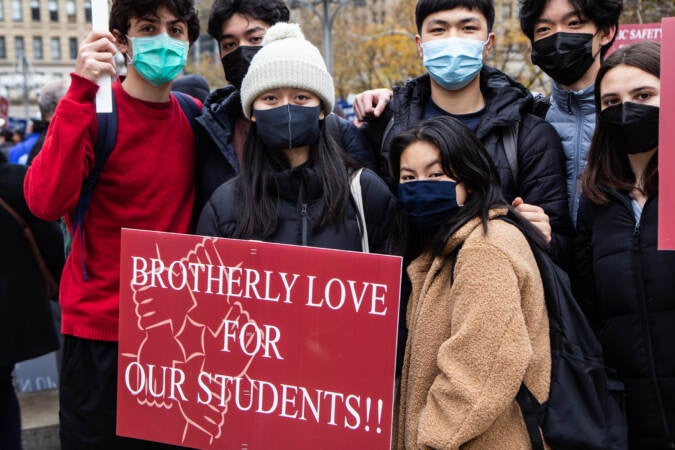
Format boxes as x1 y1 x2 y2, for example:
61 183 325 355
0 163 63 366
196 165 396 254
362 68 572 264
576 191 675 449
195 85 378 217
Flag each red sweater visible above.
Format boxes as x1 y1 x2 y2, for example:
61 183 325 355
24 74 196 341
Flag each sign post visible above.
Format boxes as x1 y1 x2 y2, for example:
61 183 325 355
117 229 402 449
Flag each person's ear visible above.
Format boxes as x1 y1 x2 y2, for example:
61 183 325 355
599 25 616 47
415 34 423 58
483 32 495 59
250 112 256 122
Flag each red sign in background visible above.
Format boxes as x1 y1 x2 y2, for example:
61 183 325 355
117 229 402 449
608 22 662 56
659 18 675 249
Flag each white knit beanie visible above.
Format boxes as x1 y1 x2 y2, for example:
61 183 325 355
240 22 335 119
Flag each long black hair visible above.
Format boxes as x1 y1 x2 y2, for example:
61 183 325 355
389 116 547 256
232 116 357 239
582 41 660 205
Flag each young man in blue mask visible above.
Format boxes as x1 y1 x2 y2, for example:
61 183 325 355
195 0 376 215
24 0 200 448
358 0 571 262
520 0 622 222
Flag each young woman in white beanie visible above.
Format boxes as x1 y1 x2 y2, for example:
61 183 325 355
197 23 396 253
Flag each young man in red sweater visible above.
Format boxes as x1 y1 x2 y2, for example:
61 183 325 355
24 1 199 448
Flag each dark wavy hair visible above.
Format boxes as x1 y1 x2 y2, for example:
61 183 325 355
389 116 547 256
582 41 660 205
207 0 290 40
232 118 358 240
519 0 622 58
415 0 495 33
110 0 200 45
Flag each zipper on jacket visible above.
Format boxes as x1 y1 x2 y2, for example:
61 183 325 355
632 204 674 444
572 93 583 220
300 203 308 246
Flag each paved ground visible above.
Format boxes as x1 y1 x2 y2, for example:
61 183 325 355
18 389 60 449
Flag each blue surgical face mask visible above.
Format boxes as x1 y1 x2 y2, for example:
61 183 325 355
397 180 460 230
253 104 322 152
422 36 487 91
129 33 189 86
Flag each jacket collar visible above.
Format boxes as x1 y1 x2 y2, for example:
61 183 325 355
270 163 324 203
551 81 595 115
441 207 508 255
406 207 509 287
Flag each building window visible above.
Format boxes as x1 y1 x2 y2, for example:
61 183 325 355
15 35 24 57
30 0 40 21
84 0 91 23
49 0 58 22
51 36 60 60
11 0 21 21
0 0 5 21
502 3 513 19
69 37 78 60
66 0 76 22
33 36 43 59
0 37 6 59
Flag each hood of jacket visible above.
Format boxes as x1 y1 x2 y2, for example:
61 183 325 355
390 66 534 141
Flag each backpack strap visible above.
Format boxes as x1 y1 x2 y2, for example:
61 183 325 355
172 91 201 135
502 123 519 183
516 384 546 450
348 168 369 253
70 92 118 280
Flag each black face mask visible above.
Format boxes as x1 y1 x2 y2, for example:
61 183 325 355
397 180 461 232
253 104 322 152
531 32 596 86
599 102 659 155
221 45 261 90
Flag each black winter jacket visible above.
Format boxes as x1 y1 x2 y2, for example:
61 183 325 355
195 85 378 216
362 67 572 263
196 165 396 254
0 163 63 366
576 191 675 449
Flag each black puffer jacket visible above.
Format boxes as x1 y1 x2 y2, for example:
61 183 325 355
363 67 572 263
196 164 396 254
195 85 378 216
0 163 63 366
576 191 675 449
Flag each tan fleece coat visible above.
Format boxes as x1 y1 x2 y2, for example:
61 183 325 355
397 209 551 450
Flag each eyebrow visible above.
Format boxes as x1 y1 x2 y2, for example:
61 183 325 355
136 15 185 28
400 159 443 172
535 11 583 25
220 26 266 41
601 85 658 100
425 17 482 29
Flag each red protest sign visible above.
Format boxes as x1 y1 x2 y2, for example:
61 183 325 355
608 22 662 56
659 18 675 249
117 229 402 449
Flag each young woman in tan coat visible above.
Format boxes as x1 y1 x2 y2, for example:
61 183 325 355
391 116 552 449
